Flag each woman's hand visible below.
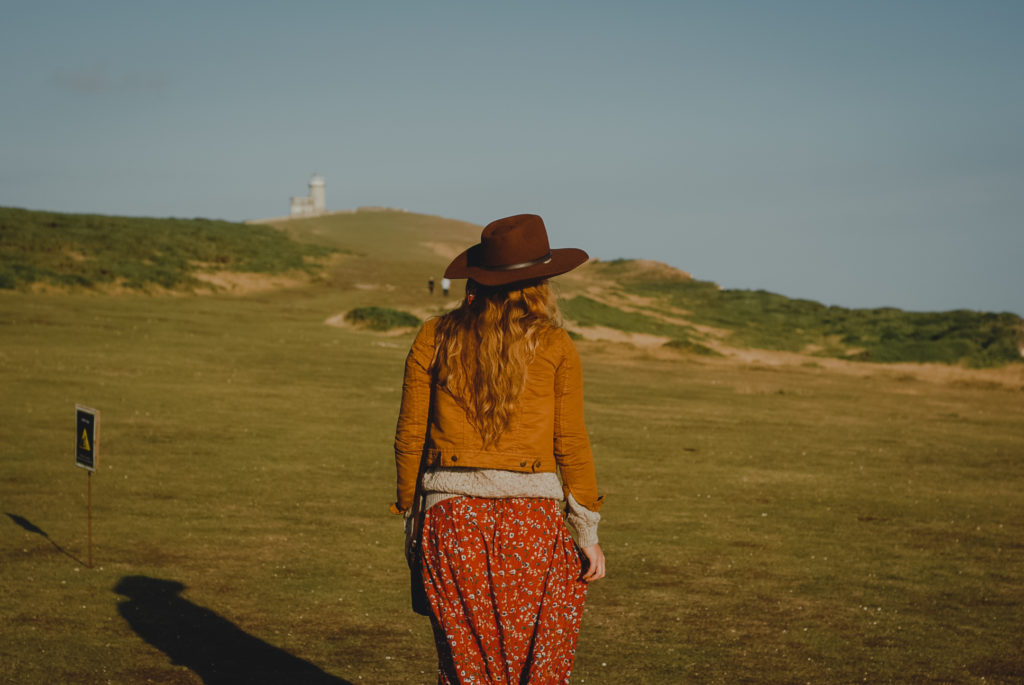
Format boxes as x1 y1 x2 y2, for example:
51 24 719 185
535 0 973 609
581 543 606 582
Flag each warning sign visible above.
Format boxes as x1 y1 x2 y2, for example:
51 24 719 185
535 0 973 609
75 405 99 472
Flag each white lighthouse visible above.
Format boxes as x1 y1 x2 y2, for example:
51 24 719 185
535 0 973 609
290 173 326 217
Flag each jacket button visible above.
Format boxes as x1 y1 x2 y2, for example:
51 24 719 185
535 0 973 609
451 455 458 462
520 460 527 467
533 460 541 469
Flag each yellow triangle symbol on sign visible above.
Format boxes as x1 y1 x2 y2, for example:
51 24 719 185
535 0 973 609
80 429 91 451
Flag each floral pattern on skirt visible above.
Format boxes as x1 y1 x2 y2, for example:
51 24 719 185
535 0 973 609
421 496 588 684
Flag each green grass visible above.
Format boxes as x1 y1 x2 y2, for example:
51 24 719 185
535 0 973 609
0 207 336 291
559 295 720 355
560 295 697 339
585 260 1024 368
1 213 1022 683
344 306 420 331
1 285 1022 684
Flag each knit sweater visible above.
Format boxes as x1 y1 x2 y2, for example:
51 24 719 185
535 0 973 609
418 467 600 547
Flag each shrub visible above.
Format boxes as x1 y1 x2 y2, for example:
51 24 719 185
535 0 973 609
0 267 16 289
663 338 721 356
344 307 420 331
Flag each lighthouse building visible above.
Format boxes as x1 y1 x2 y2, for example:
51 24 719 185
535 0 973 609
290 174 326 217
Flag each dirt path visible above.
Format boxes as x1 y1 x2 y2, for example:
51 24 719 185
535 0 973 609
192 270 312 294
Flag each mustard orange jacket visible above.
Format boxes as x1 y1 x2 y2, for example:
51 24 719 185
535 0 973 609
392 318 603 514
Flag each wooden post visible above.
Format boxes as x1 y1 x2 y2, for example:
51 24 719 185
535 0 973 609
87 471 93 569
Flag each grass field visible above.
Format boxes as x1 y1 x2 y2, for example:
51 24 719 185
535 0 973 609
1 212 1023 684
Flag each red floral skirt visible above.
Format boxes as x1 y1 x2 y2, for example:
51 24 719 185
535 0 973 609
420 496 588 684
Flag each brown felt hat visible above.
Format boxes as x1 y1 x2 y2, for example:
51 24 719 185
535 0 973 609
444 214 588 286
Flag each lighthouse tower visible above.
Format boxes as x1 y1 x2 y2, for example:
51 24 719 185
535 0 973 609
290 173 327 217
309 173 325 213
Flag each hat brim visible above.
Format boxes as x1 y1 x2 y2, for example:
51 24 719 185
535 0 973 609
444 246 589 286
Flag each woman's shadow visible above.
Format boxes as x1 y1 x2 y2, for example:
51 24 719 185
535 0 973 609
114 576 353 685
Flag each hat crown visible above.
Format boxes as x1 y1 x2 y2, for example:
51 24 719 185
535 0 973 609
478 214 551 268
443 213 587 286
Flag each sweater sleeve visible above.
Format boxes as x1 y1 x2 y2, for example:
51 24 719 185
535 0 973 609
553 332 604 512
566 493 601 547
392 322 435 514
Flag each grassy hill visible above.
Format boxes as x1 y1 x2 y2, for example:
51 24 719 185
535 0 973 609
562 260 1024 368
0 206 335 291
2 206 1021 367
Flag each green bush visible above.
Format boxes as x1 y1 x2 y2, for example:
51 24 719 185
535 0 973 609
0 267 17 289
663 338 721 356
344 306 420 331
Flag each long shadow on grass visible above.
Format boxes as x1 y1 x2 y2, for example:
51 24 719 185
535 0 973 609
6 512 88 566
114 576 353 685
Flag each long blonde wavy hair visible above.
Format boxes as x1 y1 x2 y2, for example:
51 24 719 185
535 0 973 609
431 279 560 448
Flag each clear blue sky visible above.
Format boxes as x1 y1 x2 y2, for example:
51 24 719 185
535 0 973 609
2 1 1021 314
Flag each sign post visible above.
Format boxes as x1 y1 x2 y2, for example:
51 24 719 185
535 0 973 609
75 405 100 568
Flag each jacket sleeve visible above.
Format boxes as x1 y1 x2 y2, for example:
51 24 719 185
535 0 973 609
553 332 604 512
392 322 435 514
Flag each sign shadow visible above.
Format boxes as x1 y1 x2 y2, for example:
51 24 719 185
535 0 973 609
114 575 354 685
6 512 88 566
